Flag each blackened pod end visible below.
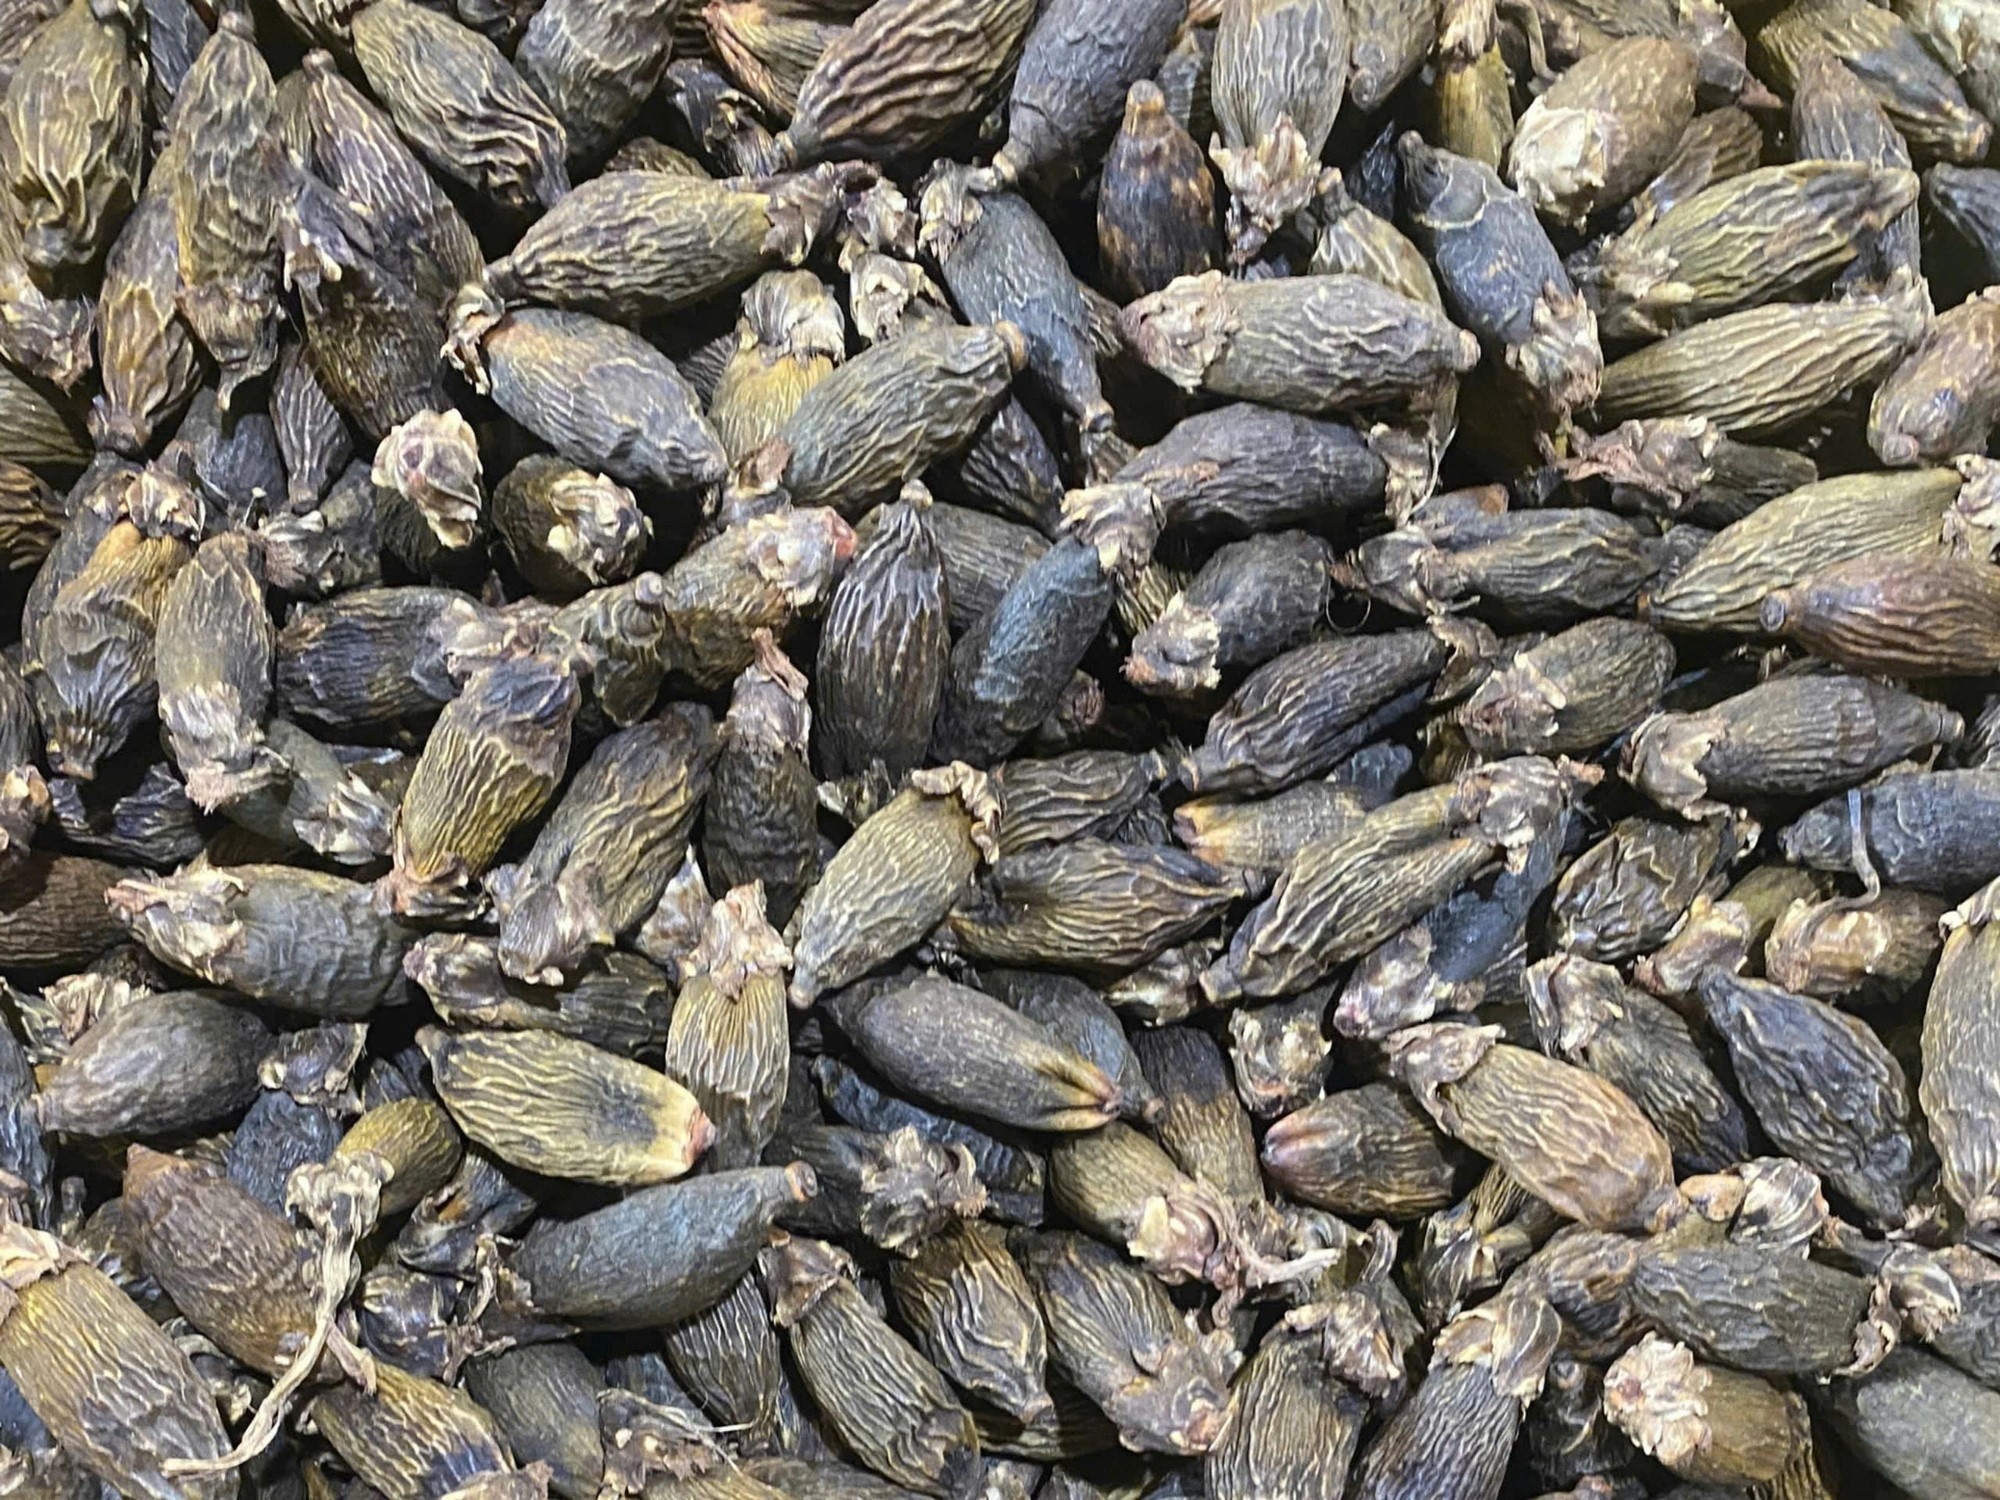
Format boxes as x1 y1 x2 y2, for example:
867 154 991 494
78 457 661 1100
1757 590 1796 635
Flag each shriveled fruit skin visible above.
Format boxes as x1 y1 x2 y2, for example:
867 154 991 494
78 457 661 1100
1762 555 2000 678
514 0 684 165
815 485 949 782
0 1229 234 1500
763 1234 982 1498
1508 37 1698 228
1629 1243 1876 1376
1921 883 2000 1241
1098 81 1220 303
774 0 1038 168
1871 289 2000 465
312 1362 513 1500
1119 272 1479 415
1261 1083 1467 1219
350 0 569 214
36 990 270 1140
984 0 1184 190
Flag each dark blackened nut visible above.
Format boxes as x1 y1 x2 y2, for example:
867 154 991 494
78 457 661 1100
1098 81 1220 303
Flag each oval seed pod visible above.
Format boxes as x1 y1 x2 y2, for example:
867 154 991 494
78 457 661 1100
335 1098 465 1217
702 636 815 927
1813 1347 2000 1500
510 1164 814 1329
661 1273 786 1454
1595 278 1929 437
350 0 567 213
710 271 846 465
1015 1229 1237 1457
1459 619 1675 758
1119 272 1478 415
1346 0 1434 112
1172 782 1370 889
1548 813 1746 964
831 975 1134 1132
461 1342 605 1500
1400 134 1602 421
1525 956 1748 1175
1780 771 2000 893
273 585 463 732
2 0 144 278
486 172 835 323
888 1220 1052 1425
707 2 844 118
0 654 46 865
92 198 198 457
1762 0 1992 163
1349 1292 1561 1500
122 1145 319 1380
770 0 1037 169
161 13 284 407
979 0 1182 192
1508 37 1697 228
931 537 1113 768
27 510 192 782
1201 778 1503 1003
656 506 853 691
487 705 716 984
662 885 791 1172
1127 1026 1258 1204
380 654 581 921
491 457 647 599
1388 1022 1680 1232
1642 467 1959 632
777 1117 988 1254
815 1055 1047 1227
1603 1335 1806 1488
815 482 949 783
514 0 682 165
110 864 414 1018
919 170 1110 444
945 840 1244 978
1586 162 1921 341
1762 554 2000 677
0 853 128 973
407 935 673 1057
153 531 277 809
1341 498 1667 627
1098 81 1220 304
1203 1321 1367 1500
1871 289 2000 465
36 989 270 1137
0 1224 232 1500
1922 881 2000 1241
1624 675 1962 819
1765 886 1947 1005
446 298 726 493
1793 51 1923 293
420 1026 712 1187
1701 970 1929 1226
762 1234 981 1498
1261 1083 1466 1220
1565 415 1820 528
313 1362 513 1500
737 320 1023 519
1180 630 1448 794
1207 0 1347 262
789 764 996 1006
1126 532 1334 697
1931 162 2000 281
91 209 196 462
1629 1243 1879 1377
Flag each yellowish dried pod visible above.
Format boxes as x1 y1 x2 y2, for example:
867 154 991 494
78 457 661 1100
333 1097 464 1217
1508 37 1698 227
710 270 847 463
789 762 998 1006
662 884 792 1171
379 654 581 920
422 1025 712 1187
1388 1021 1680 1232
1603 1334 1807 1488
0 1223 232 1499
